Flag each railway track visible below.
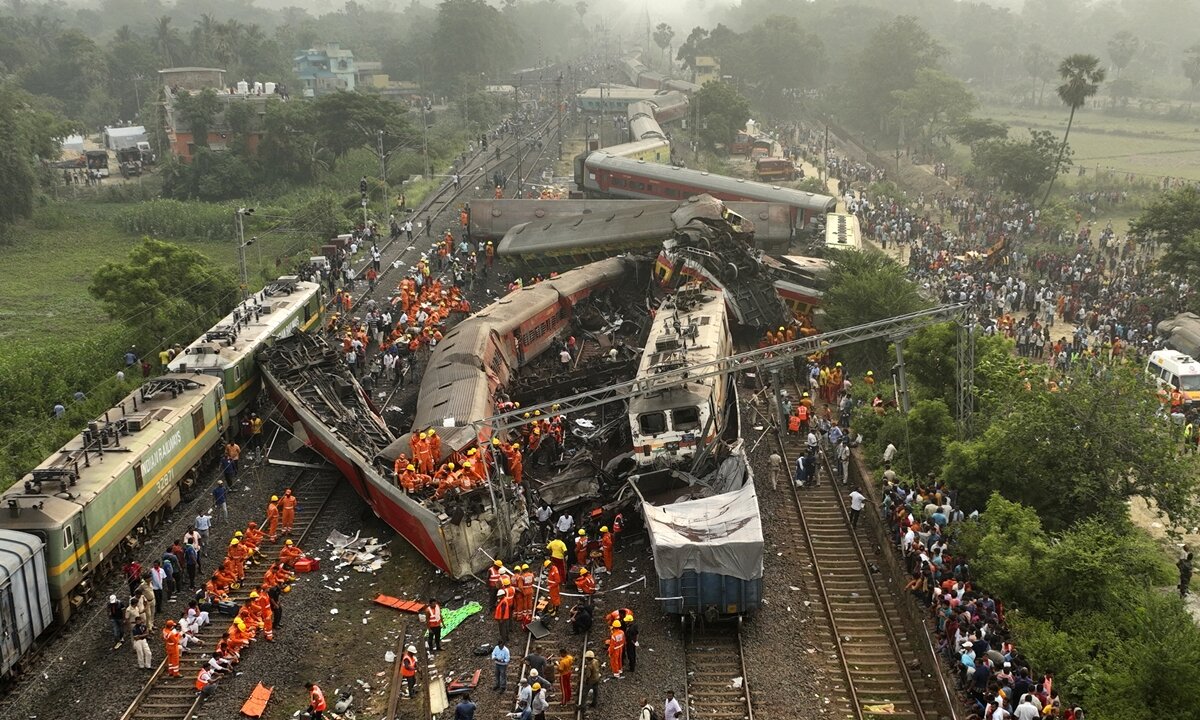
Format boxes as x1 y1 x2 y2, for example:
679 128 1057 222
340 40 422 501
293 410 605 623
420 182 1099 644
344 109 566 313
119 471 339 720
774 381 941 720
682 619 753 720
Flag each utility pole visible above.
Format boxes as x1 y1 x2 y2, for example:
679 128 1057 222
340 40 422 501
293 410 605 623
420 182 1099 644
378 130 388 218
822 124 829 185
556 73 563 160
234 207 255 299
420 103 431 179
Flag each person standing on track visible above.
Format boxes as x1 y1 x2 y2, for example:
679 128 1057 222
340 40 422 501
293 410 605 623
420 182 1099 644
280 489 297 535
848 488 866 528
425 597 443 651
606 620 625 678
131 617 152 669
266 495 280 541
556 647 575 706
622 613 639 673
491 640 510 692
213 481 228 524
402 644 419 697
163 619 182 676
664 690 684 720
581 650 601 708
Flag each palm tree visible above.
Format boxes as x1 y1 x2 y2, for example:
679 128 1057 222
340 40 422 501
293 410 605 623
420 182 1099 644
154 16 181 67
653 22 674 70
1041 53 1105 207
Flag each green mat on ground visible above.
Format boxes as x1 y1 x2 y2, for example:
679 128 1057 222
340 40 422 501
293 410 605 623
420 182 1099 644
441 601 482 637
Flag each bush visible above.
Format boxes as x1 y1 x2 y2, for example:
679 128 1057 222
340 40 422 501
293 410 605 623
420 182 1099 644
115 199 233 241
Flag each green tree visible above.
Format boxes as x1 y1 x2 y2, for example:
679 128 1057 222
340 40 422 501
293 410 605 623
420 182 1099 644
432 0 517 92
692 80 750 151
1129 186 1200 275
1183 44 1200 95
0 88 36 230
820 249 929 372
653 23 674 69
846 16 944 131
972 129 1066 199
174 88 221 150
862 399 956 480
737 17 826 115
949 118 1008 147
1106 30 1138 77
903 321 1018 421
311 91 416 159
891 68 977 154
942 364 1199 531
1041 53 1105 206
676 26 708 77
89 238 237 342
1022 43 1057 105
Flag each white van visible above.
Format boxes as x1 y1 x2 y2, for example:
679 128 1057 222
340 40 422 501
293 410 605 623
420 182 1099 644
1145 350 1200 407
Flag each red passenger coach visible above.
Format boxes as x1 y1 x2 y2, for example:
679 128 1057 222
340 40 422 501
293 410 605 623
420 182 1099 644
577 153 836 230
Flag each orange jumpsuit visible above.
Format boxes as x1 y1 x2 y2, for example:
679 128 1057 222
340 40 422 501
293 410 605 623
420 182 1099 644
279 544 302 567
521 569 535 619
576 572 595 596
163 627 182 676
547 564 562 610
600 531 614 572
266 502 279 540
607 627 625 675
280 493 297 533
575 535 589 566
253 594 274 640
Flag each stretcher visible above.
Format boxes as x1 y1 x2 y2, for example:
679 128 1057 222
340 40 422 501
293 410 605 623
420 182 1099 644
240 682 273 717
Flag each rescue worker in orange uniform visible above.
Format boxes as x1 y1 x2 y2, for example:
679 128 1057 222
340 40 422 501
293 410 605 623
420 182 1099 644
575 567 596 600
266 496 280 541
520 564 535 623
400 645 418 698
252 589 274 641
504 442 523 484
545 559 562 614
279 539 302 568
305 681 328 719
279 489 297 535
575 529 589 566
163 620 183 676
413 432 434 474
599 526 614 572
487 559 505 611
494 588 513 642
243 522 264 554
427 428 442 462
606 620 625 677
425 597 443 652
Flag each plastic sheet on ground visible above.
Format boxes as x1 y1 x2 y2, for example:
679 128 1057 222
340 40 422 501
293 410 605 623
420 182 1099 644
326 529 390 572
441 601 482 637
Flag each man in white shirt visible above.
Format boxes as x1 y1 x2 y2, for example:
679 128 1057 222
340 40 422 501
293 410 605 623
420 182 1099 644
848 489 866 527
664 690 683 720
1013 695 1040 720
555 513 574 539
883 442 897 463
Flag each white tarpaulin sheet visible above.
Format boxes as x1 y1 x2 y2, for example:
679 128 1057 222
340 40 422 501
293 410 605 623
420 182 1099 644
642 479 764 582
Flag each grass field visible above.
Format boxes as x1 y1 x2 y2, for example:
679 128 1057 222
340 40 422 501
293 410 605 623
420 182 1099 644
0 202 325 349
980 104 1200 183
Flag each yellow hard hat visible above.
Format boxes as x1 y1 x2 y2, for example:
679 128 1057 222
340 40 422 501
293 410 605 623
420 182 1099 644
624 614 633 622
495 559 504 567
532 683 541 691
612 620 621 628
407 464 415 471
448 462 455 470
523 412 531 418
551 404 560 411
285 540 293 546
600 526 609 532
543 560 551 567
463 461 473 468
867 370 874 376
249 591 259 598
429 428 437 436
502 577 511 585
533 428 541 434
512 443 520 450
271 495 279 502
467 448 477 455
836 362 843 367
533 410 541 416
235 617 246 629
283 585 292 593
802 392 809 398
230 538 239 545
779 326 785 332
521 564 529 571
234 531 243 537
579 567 589 575
492 438 501 446
578 529 586 536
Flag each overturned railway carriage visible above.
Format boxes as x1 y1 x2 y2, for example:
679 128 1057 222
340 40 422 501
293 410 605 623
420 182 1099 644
0 532 50 678
261 258 651 579
0 375 227 621
577 153 837 229
630 290 732 466
168 277 323 421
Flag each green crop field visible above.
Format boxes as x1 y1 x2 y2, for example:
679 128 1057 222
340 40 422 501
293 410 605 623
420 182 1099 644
981 104 1200 183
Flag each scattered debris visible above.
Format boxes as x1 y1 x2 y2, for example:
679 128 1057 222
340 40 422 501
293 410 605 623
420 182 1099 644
326 529 391 572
